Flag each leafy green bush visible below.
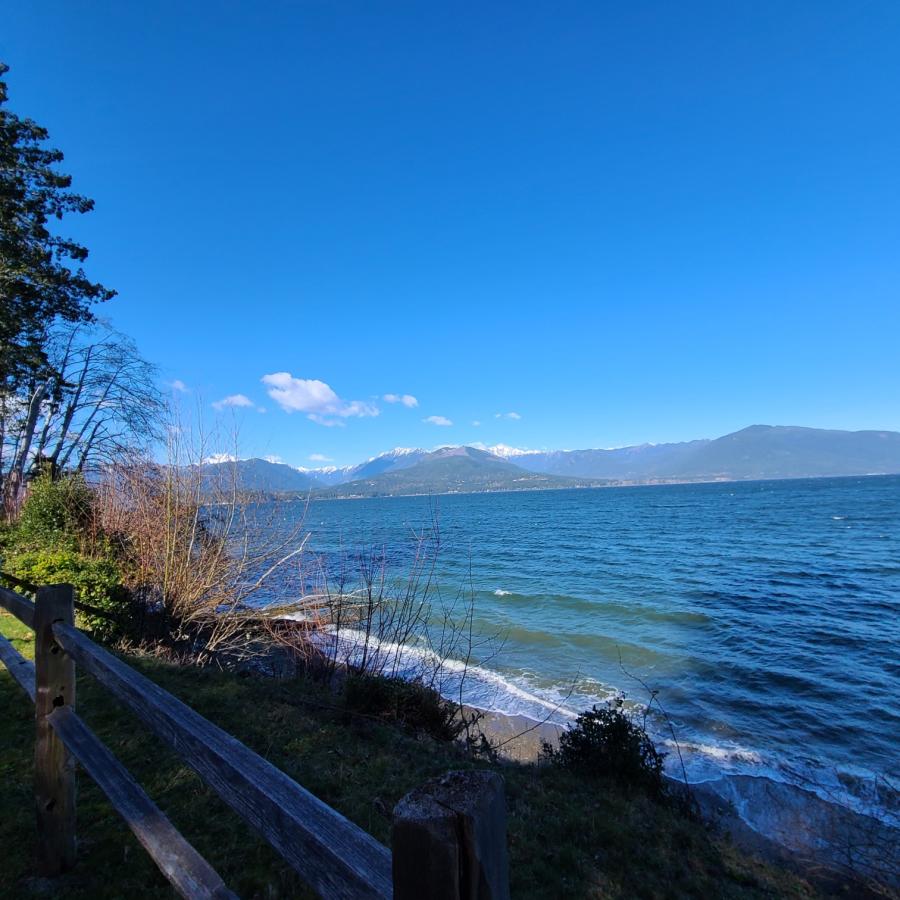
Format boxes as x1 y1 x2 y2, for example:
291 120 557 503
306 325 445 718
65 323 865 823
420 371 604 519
14 473 94 550
5 549 129 640
343 673 464 742
544 701 666 799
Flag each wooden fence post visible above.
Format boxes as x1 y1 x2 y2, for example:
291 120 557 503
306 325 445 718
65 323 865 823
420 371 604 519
34 583 77 875
392 770 510 900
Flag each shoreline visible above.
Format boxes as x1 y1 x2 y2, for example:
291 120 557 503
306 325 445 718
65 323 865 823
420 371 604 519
300 471 898 502
472 703 899 896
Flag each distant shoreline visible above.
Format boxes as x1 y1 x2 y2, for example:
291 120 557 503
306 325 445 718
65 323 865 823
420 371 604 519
302 470 899 502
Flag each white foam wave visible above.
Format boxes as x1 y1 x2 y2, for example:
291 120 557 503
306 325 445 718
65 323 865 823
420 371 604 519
669 740 764 765
493 589 513 596
310 625 583 724
300 623 897 830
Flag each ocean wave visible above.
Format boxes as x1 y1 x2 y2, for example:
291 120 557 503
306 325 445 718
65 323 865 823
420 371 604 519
309 625 586 724
669 740 764 766
666 740 900 832
302 623 898 831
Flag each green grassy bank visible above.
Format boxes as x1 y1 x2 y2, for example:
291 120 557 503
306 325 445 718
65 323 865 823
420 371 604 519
0 613 833 899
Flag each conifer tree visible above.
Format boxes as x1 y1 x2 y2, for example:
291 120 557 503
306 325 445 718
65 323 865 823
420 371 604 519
0 62 115 390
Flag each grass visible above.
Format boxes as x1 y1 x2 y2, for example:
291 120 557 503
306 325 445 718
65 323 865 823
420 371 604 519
0 611 829 899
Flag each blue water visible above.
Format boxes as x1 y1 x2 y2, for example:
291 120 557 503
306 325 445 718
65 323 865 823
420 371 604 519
267 475 900 820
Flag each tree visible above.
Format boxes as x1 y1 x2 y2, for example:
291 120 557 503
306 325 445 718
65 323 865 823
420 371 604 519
0 61 115 390
1 320 164 515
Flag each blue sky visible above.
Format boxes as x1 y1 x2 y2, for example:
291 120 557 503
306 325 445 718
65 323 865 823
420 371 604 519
3 2 899 466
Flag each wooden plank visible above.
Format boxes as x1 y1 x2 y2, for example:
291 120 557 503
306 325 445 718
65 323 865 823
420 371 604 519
392 770 510 900
0 568 38 593
74 598 120 623
0 631 36 701
34 585 77 875
48 705 238 900
0 585 36 629
52 622 393 899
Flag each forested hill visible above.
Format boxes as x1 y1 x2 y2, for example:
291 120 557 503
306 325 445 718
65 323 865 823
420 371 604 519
198 426 900 497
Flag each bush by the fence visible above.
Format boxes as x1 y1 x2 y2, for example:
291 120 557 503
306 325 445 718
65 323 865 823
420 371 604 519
13 473 94 551
5 549 129 640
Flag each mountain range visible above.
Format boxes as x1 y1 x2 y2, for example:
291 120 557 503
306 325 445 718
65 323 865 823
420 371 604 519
201 425 900 498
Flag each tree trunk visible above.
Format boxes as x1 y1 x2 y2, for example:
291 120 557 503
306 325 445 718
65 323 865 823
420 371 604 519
10 382 48 495
49 346 92 466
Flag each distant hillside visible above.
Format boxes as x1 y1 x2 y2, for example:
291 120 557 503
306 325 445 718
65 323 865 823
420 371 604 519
671 425 900 480
509 426 900 482
201 457 318 494
313 447 595 498
290 448 430 486
345 448 429 480
202 426 900 497
510 440 710 480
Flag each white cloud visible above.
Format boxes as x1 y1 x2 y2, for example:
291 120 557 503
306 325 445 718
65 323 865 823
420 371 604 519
494 411 522 420
384 393 419 408
423 415 453 426
472 420 482 427
170 379 189 393
309 453 333 462
262 372 379 426
212 393 255 411
203 453 237 464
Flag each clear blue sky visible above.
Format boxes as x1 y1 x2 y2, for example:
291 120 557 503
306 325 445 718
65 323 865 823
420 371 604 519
3 2 899 466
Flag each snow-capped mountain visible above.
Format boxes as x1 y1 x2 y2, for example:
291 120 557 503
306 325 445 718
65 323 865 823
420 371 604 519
200 426 900 496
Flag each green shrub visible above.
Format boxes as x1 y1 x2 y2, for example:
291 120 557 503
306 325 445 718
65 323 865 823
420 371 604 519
0 521 16 555
545 701 666 799
14 473 94 550
343 673 464 742
5 548 129 640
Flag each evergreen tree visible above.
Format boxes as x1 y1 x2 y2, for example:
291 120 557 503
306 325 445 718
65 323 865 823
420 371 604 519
0 61 115 390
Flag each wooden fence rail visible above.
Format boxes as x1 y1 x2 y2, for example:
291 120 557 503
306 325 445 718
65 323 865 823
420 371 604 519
0 579 510 900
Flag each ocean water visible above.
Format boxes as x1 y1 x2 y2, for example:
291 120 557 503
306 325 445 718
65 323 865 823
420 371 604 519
261 475 900 825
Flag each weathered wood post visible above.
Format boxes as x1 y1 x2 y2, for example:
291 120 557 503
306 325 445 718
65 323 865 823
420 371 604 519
392 770 510 900
34 583 77 875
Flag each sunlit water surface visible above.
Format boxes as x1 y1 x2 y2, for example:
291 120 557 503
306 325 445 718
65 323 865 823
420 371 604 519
248 475 900 823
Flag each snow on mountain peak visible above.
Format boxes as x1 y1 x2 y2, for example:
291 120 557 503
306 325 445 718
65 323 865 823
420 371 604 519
481 443 536 459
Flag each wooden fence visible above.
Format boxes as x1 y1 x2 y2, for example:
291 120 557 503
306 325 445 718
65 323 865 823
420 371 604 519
0 580 509 899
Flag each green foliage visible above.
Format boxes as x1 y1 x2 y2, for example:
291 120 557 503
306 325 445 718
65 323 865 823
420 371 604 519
3 475 135 640
0 62 115 387
13 472 94 550
5 548 128 640
0 520 16 555
343 673 464 742
545 701 667 799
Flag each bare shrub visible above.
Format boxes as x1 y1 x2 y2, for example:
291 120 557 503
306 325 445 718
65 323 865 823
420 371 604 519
94 414 308 665
262 516 501 746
